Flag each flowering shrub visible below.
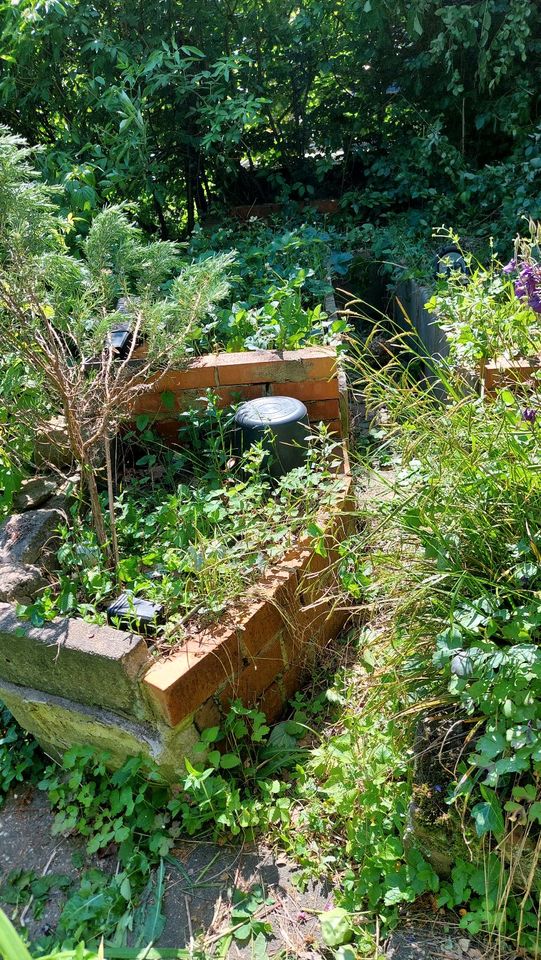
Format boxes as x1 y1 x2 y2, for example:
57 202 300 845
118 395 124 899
504 258 541 313
504 218 541 313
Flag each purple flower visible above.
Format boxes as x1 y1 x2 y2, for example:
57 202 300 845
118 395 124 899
513 262 541 313
523 408 537 424
434 784 443 793
503 259 516 274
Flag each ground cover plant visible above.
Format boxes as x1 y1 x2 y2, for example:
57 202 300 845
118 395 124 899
22 411 346 632
186 216 355 351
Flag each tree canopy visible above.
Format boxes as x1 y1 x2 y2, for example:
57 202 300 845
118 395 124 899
0 0 538 237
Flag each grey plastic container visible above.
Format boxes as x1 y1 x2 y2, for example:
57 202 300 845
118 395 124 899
234 396 309 478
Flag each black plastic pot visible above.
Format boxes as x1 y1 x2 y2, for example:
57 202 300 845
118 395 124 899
234 396 309 479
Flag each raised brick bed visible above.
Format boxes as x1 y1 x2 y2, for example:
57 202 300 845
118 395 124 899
131 345 349 443
228 199 339 220
0 457 354 778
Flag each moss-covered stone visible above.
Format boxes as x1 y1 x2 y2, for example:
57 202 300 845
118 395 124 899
0 678 199 780
0 602 152 720
405 711 481 876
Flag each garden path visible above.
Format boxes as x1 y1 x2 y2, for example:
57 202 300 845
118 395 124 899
0 788 486 959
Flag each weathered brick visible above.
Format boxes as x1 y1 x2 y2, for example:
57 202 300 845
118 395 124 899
258 682 284 722
131 383 267 417
323 418 342 438
269 379 339 402
144 358 218 390
279 659 307 702
305 399 341 423
216 348 337 386
219 634 285 708
236 598 284 659
143 627 242 727
194 697 223 733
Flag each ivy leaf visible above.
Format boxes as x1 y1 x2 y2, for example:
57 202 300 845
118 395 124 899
136 414 150 431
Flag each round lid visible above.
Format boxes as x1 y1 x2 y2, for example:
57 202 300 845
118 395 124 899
235 395 308 428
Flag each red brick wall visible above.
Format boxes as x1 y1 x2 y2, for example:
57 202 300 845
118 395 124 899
142 475 354 727
131 346 348 442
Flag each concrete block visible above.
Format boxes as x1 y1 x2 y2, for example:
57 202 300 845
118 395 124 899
0 603 151 720
0 678 199 780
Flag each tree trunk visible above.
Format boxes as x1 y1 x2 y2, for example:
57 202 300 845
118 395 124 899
84 462 109 558
105 437 119 571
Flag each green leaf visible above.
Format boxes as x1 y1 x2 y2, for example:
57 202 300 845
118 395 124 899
0 908 33 960
160 390 175 411
220 753 242 769
136 414 151 431
320 908 353 947
471 789 504 837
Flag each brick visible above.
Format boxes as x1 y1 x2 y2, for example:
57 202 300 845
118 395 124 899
215 384 267 407
258 682 284 722
194 698 222 733
152 420 181 444
483 356 539 397
130 383 266 416
236 598 284 659
146 358 218 391
323 419 342 438
317 604 350 648
305 399 341 423
215 348 337 386
130 389 200 415
279 660 306 702
143 627 242 727
269 379 339 402
219 634 285 708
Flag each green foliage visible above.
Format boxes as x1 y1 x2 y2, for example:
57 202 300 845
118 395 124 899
187 217 354 352
0 0 537 240
22 415 344 629
20 702 303 948
349 306 541 951
426 237 541 369
0 703 45 803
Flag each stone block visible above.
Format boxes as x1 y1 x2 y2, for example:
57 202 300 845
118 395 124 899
0 562 48 604
13 477 58 512
0 678 199 781
33 416 75 471
0 603 151 720
0 508 65 570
